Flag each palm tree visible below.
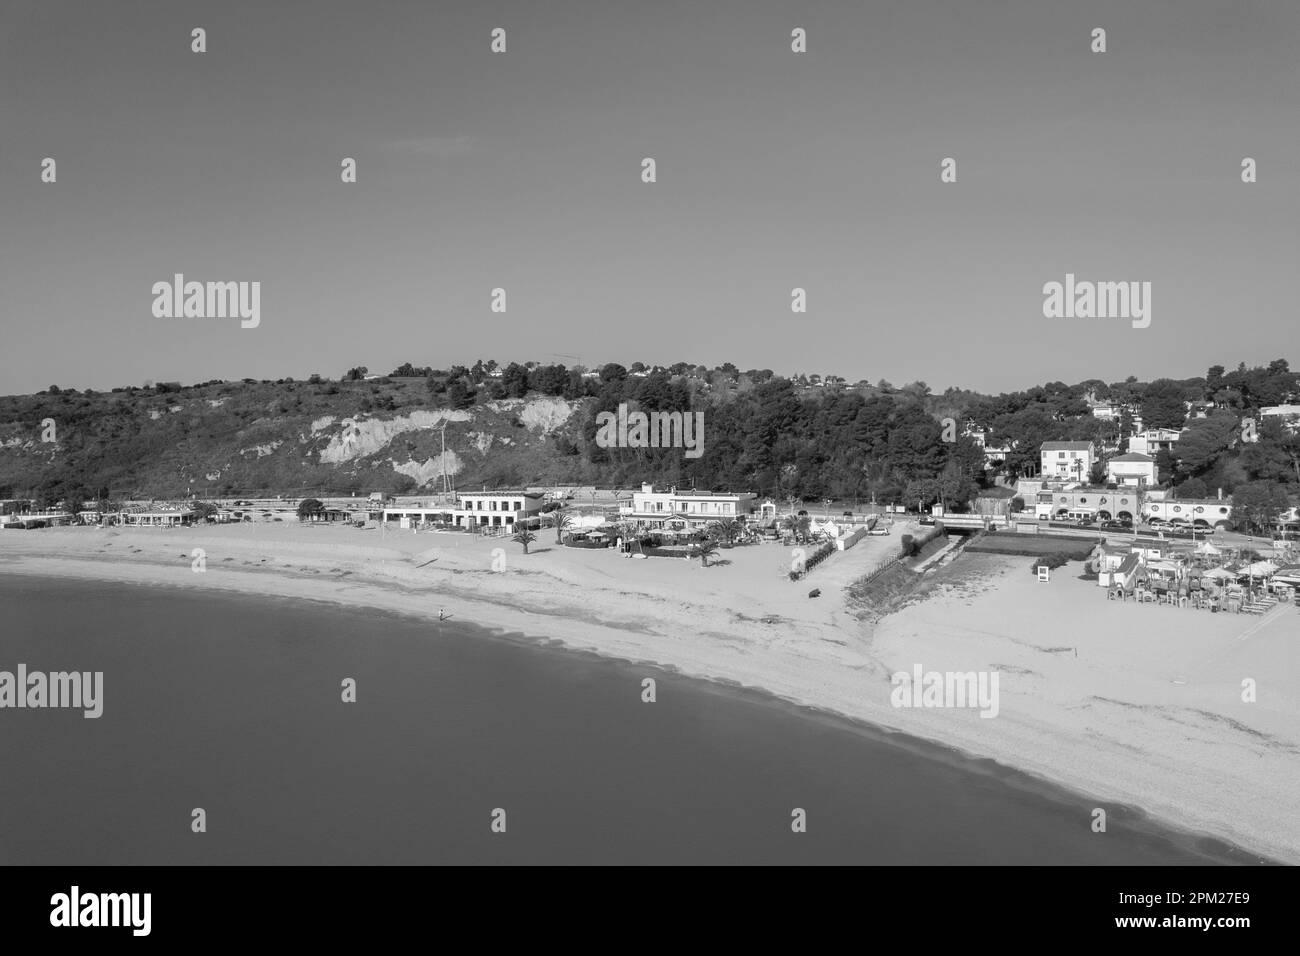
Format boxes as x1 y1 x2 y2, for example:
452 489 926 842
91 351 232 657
708 517 741 545
694 539 719 567
513 529 537 555
554 510 574 544
781 513 802 543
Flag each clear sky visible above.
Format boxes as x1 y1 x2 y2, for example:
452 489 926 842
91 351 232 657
2 0 1296 396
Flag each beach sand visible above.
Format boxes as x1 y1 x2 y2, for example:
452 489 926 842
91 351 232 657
2 522 1296 862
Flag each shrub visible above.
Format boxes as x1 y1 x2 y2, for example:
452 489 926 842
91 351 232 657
1029 552 1074 575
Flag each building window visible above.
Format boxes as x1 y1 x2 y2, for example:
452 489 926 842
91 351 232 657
1058 452 1066 459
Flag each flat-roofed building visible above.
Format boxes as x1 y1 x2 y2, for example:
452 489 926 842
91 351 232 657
1105 452 1157 487
1142 498 1233 528
1039 441 1095 480
1261 405 1300 432
1128 428 1182 456
1034 487 1141 522
383 491 545 530
120 508 198 527
624 483 758 530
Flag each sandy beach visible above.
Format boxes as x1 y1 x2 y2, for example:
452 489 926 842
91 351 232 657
2 522 1296 863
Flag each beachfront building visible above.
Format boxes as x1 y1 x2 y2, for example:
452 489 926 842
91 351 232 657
1105 452 1158 487
624 483 758 531
1128 428 1182 456
456 491 546 529
1039 441 1095 480
1142 498 1232 529
302 507 352 523
383 491 546 531
1034 487 1140 522
120 508 198 527
1 511 73 528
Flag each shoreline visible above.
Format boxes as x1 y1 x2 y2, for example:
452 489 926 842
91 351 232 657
1 524 1294 863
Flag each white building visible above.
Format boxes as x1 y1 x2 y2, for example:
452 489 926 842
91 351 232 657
1142 498 1233 528
1039 441 1095 480
383 491 546 531
965 425 1013 469
1105 452 1157 487
624 483 758 530
120 508 198 527
1261 405 1300 432
1128 428 1181 456
1034 487 1141 522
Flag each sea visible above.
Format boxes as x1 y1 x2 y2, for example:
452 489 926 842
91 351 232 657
0 574 1263 864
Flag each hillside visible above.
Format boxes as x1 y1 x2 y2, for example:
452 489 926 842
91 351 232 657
0 378 591 501
2 358 1296 527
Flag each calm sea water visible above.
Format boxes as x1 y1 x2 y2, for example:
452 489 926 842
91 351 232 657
0 574 1261 864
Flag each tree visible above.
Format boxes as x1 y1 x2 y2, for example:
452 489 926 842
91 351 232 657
529 363 569 396
192 501 220 522
1231 481 1291 536
780 513 802 543
707 517 740 545
344 366 368 382
297 498 325 520
447 379 475 410
1140 379 1189 430
502 362 530 399
693 539 719 567
512 529 537 555
1173 413 1236 479
553 510 573 544
599 363 628 385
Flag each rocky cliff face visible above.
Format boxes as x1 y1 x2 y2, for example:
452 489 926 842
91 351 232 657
0 380 590 499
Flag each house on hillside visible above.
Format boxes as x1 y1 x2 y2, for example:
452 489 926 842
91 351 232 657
1039 441 1095 480
1105 452 1157 487
1128 428 1181 456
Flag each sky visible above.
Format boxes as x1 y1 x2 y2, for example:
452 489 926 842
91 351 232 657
1 0 1297 397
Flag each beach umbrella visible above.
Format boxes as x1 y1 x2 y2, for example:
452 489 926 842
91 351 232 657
1195 540 1222 555
1244 560 1278 577
1202 568 1236 582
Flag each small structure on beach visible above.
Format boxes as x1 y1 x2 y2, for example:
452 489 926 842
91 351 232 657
120 508 198 527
